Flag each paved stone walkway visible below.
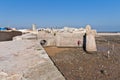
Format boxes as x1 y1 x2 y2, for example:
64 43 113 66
0 40 65 80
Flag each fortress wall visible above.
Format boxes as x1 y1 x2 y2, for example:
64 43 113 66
56 33 84 47
37 32 56 46
0 40 65 80
0 31 22 41
37 31 85 47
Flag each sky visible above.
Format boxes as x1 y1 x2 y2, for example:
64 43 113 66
0 0 120 31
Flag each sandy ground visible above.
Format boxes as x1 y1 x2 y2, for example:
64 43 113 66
45 35 120 80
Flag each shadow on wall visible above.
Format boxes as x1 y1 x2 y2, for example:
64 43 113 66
0 31 22 41
83 33 86 51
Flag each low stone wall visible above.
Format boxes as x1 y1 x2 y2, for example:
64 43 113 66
37 31 56 46
37 31 85 47
97 33 120 36
0 30 22 41
56 33 84 47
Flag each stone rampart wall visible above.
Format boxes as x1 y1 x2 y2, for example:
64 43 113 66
0 31 22 41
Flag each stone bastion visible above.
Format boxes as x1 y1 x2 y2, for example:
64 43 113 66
37 25 97 52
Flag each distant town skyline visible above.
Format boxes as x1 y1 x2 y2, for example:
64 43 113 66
0 0 120 31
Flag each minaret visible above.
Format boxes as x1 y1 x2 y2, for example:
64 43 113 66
32 24 37 31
